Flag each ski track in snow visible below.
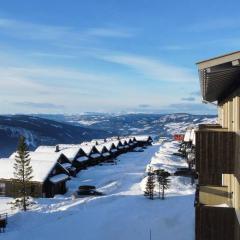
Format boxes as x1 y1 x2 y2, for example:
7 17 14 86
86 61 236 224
0 141 195 240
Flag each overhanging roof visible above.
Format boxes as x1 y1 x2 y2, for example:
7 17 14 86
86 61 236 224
196 51 240 102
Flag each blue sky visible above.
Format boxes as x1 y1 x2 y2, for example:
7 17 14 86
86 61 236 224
0 0 239 115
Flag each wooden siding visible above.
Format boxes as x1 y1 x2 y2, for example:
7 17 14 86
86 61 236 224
0 180 43 198
235 133 240 177
195 129 235 181
195 205 236 240
198 173 222 185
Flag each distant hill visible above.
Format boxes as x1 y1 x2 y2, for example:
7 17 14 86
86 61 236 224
0 113 216 157
60 113 217 136
0 115 113 157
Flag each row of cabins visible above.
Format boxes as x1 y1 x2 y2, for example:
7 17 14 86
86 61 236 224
177 127 197 169
0 135 153 199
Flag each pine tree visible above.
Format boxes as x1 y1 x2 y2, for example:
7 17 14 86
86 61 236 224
13 136 33 211
159 170 171 200
144 167 155 200
154 169 164 199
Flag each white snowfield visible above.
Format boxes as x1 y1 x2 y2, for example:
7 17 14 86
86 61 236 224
0 141 195 240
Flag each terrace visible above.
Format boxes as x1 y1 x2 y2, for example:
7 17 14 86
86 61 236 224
195 184 238 240
195 124 235 185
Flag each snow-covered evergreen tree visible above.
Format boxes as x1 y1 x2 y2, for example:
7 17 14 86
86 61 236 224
145 167 155 200
156 169 170 200
13 136 33 211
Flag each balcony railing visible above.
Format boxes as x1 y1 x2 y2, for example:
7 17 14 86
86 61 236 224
195 126 235 181
195 205 237 240
195 185 239 240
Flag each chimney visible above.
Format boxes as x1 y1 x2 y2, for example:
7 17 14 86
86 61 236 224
55 145 60 152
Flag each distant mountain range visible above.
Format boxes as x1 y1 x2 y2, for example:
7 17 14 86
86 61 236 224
0 113 216 157
38 112 216 136
0 115 113 157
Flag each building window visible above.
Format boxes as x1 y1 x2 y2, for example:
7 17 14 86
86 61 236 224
0 183 6 196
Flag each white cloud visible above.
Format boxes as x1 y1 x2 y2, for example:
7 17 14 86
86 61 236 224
96 52 196 83
0 18 75 41
0 17 134 43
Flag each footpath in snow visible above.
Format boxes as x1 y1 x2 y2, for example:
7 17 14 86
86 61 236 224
0 141 195 240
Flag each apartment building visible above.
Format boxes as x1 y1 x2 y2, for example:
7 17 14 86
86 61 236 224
195 51 240 240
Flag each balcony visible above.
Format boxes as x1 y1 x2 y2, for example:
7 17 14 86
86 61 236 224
195 185 232 206
195 126 235 184
195 185 239 240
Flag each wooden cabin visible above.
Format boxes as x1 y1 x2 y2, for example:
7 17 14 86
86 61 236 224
134 135 153 147
35 145 77 176
36 144 103 172
0 152 70 198
130 137 138 147
126 138 135 150
95 144 111 161
173 134 184 141
115 140 125 154
195 51 240 240
105 141 120 157
119 139 129 152
58 144 102 170
88 145 103 164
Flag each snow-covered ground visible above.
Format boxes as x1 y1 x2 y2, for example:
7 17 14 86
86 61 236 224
164 117 217 136
0 141 195 240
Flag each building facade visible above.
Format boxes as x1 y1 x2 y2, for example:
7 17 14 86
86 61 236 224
196 51 240 240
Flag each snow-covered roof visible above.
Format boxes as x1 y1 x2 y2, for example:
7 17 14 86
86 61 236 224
106 137 119 141
35 145 80 161
76 156 89 162
134 135 151 142
120 139 127 145
60 147 80 161
91 139 106 145
191 129 196 145
36 143 94 160
90 153 101 159
49 173 69 184
102 152 110 157
60 163 72 169
35 145 58 153
95 144 108 153
103 142 114 151
184 129 192 142
0 157 59 183
111 140 120 148
122 138 131 144
9 151 62 163
58 144 82 151
80 145 93 156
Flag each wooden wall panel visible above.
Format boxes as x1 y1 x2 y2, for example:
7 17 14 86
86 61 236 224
195 206 235 240
196 130 235 179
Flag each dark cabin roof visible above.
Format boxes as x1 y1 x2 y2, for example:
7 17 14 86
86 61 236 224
196 51 240 102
